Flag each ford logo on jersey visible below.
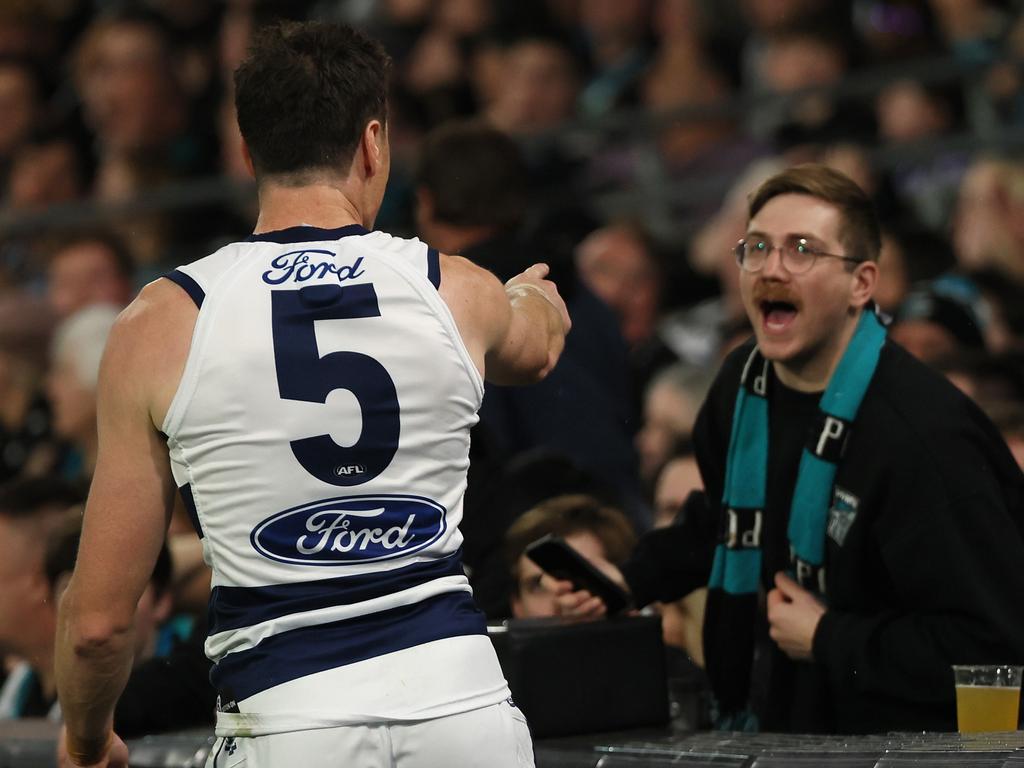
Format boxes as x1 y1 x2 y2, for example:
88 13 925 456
251 494 447 565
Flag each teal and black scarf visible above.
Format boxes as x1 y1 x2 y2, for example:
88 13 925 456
705 308 887 729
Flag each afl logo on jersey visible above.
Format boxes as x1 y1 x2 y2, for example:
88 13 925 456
251 494 447 565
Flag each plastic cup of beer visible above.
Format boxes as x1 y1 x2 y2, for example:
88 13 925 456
952 664 1022 733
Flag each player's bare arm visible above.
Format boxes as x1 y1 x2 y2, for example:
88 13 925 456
55 281 196 767
438 254 570 385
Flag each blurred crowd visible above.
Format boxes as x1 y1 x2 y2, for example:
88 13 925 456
1 0 1023 735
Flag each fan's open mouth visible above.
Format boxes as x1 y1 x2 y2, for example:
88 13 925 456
760 300 798 331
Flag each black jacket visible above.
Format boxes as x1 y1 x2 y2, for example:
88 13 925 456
622 339 1024 733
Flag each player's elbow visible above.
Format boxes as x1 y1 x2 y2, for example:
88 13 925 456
67 611 133 660
61 593 133 658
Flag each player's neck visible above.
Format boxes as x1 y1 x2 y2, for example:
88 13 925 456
253 182 369 233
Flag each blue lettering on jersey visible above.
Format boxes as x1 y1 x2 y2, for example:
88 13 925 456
251 494 447 565
262 249 366 285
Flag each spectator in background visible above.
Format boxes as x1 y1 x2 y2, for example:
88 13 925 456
635 363 714 487
395 0 485 127
650 449 707 668
871 227 958 315
952 156 1024 287
505 494 636 619
875 78 968 230
45 231 136 319
485 29 581 136
46 304 119 481
890 275 991 363
0 58 42 187
937 351 1024 469
72 8 218 264
877 79 959 144
662 157 786 368
415 120 532 270
872 231 912 315
72 8 205 182
641 19 759 191
651 449 703 529
575 221 661 351
574 221 681 422
0 292 60 483
415 121 644 528
588 19 763 238
73 10 192 194
464 450 619 619
753 22 873 150
967 266 1024 353
482 26 588 194
576 0 652 117
853 0 943 64
5 129 90 211
0 477 84 719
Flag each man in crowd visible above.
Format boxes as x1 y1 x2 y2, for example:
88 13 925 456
555 164 1024 733
0 478 83 719
0 477 213 731
55 20 569 768
46 231 136 320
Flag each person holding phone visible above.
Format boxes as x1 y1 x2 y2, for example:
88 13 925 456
505 494 635 620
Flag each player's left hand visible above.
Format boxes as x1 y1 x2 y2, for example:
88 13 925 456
767 571 826 661
58 726 129 768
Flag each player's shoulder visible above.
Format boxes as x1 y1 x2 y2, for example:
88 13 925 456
438 254 506 308
104 279 197 368
439 253 501 288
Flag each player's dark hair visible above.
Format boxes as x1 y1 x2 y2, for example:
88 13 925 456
234 21 391 180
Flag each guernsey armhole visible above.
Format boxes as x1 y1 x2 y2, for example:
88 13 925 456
161 272 213 437
375 246 485 404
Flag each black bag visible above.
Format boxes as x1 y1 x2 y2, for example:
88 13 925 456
489 614 670 738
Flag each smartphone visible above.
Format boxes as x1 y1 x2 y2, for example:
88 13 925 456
524 533 632 616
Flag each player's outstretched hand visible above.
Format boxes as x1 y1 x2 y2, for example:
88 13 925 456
505 263 572 336
58 727 129 768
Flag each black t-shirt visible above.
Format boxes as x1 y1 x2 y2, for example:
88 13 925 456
755 377 829 730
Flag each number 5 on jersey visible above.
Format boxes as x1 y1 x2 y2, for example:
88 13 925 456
271 283 399 486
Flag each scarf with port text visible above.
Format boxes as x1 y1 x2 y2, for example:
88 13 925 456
705 307 887 730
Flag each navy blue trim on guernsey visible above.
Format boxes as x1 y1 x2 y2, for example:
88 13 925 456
426 247 440 289
164 269 205 309
245 224 369 244
211 590 487 701
178 484 204 540
208 550 465 635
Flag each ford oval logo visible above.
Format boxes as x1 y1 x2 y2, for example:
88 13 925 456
251 494 447 565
